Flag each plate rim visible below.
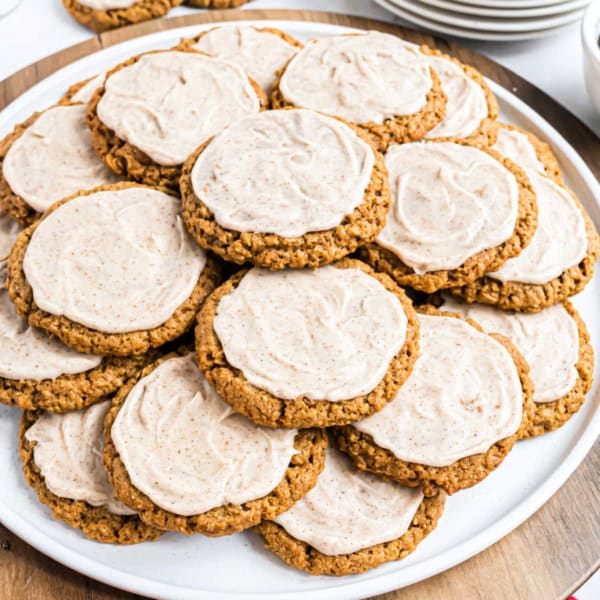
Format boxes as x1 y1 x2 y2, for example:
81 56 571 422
444 0 577 8
413 0 590 19
374 0 582 39
0 16 599 600
381 0 586 31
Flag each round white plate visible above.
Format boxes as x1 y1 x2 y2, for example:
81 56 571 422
1 19 599 600
375 0 582 39
418 0 590 18
384 0 586 31
452 0 576 8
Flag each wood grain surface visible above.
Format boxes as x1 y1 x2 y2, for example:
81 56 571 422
0 9 598 600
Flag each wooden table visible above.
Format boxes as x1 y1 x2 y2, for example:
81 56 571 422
1 9 599 600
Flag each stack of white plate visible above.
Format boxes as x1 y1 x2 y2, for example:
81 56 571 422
374 0 590 40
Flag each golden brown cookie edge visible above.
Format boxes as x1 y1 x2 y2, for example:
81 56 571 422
62 0 183 33
19 409 163 544
358 139 538 293
86 48 269 190
6 181 223 357
255 489 445 576
195 257 420 428
520 300 594 437
180 113 391 269
449 186 600 312
334 307 535 495
102 351 328 536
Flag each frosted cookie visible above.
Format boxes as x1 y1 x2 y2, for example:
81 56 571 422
20 403 162 544
419 46 498 142
180 25 302 94
452 170 599 311
196 258 420 428
0 103 118 226
62 0 183 33
336 308 535 495
441 296 593 437
86 49 267 189
103 352 327 536
271 32 447 150
0 287 154 411
180 109 390 269
185 0 251 7
61 71 107 104
487 121 563 183
256 447 445 576
7 183 222 357
358 140 537 293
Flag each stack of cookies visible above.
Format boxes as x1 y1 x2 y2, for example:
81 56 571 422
0 26 597 577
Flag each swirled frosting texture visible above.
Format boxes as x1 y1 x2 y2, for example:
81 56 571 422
278 32 432 124
97 51 261 166
377 142 519 273
23 187 206 333
355 314 523 467
25 401 136 515
192 25 298 93
489 171 587 284
492 128 545 173
274 447 423 555
423 54 488 139
191 109 375 237
214 267 408 401
111 354 298 515
70 72 106 104
0 288 102 380
2 104 117 213
77 0 138 8
442 296 579 403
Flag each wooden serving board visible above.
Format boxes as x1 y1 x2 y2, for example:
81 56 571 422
1 9 599 600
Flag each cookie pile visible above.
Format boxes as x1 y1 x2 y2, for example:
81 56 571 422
0 26 598 577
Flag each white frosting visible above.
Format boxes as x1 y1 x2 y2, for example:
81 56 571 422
492 128 545 174
423 54 488 139
23 187 206 334
25 401 136 516
0 212 20 262
97 51 261 166
442 296 580 403
214 267 408 401
274 447 424 555
69 72 106 104
355 314 523 467
192 25 298 93
2 104 117 213
0 288 102 380
111 354 298 516
489 171 587 284
190 109 375 237
76 0 138 9
278 32 432 124
377 142 519 273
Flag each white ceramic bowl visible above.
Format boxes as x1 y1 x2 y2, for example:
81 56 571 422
582 0 600 115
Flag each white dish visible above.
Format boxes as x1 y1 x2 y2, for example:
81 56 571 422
452 0 576 8
385 0 586 31
376 0 582 39
582 0 600 115
418 0 590 19
0 19 599 600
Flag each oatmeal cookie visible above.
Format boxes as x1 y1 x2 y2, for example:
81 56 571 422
6 182 223 357
195 258 420 428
